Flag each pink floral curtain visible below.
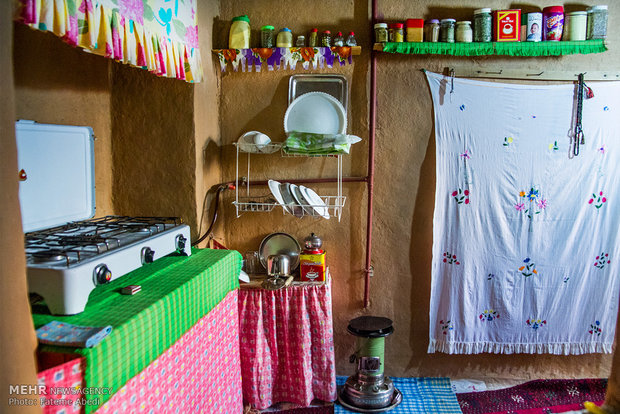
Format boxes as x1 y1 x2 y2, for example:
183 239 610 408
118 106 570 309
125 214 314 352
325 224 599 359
14 0 203 82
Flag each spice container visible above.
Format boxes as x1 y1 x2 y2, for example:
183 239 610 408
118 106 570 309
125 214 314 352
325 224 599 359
389 23 404 42
526 13 542 42
374 23 388 43
260 25 275 48
473 8 492 42
521 13 528 41
296 35 306 47
456 21 473 42
346 31 357 46
308 28 319 46
587 5 608 40
276 28 293 47
493 10 521 41
406 19 424 42
565 11 587 41
229 15 250 49
543 6 564 41
334 31 345 46
424 19 440 42
321 30 332 47
440 19 456 43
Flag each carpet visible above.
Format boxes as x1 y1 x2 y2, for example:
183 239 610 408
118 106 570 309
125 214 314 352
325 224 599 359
457 378 607 414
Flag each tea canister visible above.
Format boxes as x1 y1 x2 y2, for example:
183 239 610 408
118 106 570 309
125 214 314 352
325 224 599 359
587 5 608 40
493 10 521 41
374 23 388 43
389 23 404 42
543 6 564 41
473 8 492 42
456 21 473 43
424 19 440 42
440 19 456 43
526 13 542 42
406 19 424 42
565 11 587 41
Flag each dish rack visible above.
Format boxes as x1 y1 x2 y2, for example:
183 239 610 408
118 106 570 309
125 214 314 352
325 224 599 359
233 142 346 221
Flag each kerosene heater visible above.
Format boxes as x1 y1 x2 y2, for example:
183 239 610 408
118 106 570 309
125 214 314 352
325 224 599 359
338 316 402 412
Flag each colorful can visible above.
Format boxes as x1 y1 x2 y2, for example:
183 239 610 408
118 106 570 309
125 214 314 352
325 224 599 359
493 10 521 41
565 11 587 41
406 19 424 42
543 6 564 41
526 12 543 42
300 251 326 282
389 23 404 42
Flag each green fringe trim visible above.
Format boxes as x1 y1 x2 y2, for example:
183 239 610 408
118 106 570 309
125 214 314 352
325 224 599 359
381 40 607 57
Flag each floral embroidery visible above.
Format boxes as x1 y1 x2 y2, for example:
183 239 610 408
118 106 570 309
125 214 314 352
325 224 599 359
460 150 471 159
511 395 525 403
479 309 500 321
487 273 495 280
603 106 609 111
516 187 547 220
439 320 453 335
452 188 470 204
459 105 466 111
519 257 538 277
548 141 559 151
563 276 570 283
442 252 460 265
526 318 547 330
589 191 607 209
567 385 580 397
589 321 602 336
594 252 611 269
598 144 606 154
503 136 514 146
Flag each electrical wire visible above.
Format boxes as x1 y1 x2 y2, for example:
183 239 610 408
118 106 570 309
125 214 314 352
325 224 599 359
192 183 234 247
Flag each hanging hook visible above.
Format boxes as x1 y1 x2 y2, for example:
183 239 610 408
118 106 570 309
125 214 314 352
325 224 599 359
450 68 455 95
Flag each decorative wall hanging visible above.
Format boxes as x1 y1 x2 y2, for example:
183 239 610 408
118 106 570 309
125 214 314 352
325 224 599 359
425 70 620 355
212 47 355 72
14 0 203 82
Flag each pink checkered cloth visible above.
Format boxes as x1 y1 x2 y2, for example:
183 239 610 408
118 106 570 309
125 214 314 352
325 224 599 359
238 281 337 410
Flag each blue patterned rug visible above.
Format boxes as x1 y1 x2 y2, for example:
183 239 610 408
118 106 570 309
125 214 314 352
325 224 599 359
335 376 462 413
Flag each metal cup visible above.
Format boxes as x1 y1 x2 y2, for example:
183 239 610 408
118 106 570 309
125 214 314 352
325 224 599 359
267 254 290 277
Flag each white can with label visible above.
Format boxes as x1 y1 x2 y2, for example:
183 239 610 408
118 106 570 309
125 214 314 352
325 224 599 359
526 12 543 42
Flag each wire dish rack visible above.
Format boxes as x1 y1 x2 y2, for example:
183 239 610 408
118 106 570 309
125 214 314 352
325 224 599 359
233 142 346 221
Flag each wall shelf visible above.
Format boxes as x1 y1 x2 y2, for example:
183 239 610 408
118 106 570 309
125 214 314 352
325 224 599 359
373 40 607 57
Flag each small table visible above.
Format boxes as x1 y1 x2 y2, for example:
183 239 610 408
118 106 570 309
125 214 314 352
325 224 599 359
238 278 337 410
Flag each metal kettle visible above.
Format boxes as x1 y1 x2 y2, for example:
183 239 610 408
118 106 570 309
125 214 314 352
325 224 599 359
304 233 323 251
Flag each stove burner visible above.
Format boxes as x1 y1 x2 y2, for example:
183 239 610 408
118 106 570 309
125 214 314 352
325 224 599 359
31 251 70 265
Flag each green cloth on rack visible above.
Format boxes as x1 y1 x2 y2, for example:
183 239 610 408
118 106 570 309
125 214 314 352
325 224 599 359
284 131 361 155
32 248 241 413
381 40 607 56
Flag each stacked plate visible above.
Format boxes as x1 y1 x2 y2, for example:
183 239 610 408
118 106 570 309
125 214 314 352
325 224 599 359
268 179 330 219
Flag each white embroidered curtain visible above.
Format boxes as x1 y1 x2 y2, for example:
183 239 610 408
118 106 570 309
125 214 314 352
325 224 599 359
426 71 620 355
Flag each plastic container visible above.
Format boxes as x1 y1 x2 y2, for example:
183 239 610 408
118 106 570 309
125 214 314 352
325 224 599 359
229 15 250 49
526 13 542 42
374 23 388 43
587 5 608 40
456 21 473 42
276 28 293 47
389 23 404 42
334 31 344 46
424 19 440 42
260 25 275 48
406 19 424 42
543 6 564 41
346 32 357 46
440 19 456 43
321 30 332 47
296 35 306 47
565 11 587 41
308 28 319 46
473 8 492 42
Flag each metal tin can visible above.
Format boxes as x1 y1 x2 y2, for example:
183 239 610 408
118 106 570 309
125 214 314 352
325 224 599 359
440 19 456 43
586 5 608 40
526 12 542 42
374 23 388 43
473 8 492 42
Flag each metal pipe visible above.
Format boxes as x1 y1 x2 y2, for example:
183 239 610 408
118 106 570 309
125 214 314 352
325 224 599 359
365 0 378 308
236 176 368 186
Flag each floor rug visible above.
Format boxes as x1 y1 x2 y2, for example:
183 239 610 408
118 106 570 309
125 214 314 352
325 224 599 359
457 378 607 414
335 376 462 413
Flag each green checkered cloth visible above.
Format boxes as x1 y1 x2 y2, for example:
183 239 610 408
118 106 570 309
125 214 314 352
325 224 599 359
32 248 241 413
283 131 361 155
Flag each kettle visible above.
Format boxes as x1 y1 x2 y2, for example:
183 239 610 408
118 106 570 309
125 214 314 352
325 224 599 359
304 233 323 252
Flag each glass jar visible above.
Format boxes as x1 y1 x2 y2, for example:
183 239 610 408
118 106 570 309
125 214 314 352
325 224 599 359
473 8 492 42
296 35 306 47
321 30 332 47
440 19 456 43
424 19 440 42
276 28 292 47
456 21 473 42
260 25 275 48
229 15 251 49
388 23 404 42
308 28 318 47
587 5 608 40
374 23 388 43
565 11 587 41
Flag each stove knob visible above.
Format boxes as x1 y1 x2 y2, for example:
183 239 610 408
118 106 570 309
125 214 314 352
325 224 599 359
94 264 112 285
141 247 155 264
175 234 188 255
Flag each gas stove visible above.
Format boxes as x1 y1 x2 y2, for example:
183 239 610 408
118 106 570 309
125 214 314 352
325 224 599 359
26 216 191 315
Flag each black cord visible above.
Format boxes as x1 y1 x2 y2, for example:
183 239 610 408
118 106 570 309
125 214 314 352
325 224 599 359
192 184 231 247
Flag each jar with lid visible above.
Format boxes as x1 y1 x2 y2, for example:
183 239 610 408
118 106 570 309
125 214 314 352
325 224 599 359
334 31 345 46
374 23 388 43
565 11 587 41
260 25 275 48
456 21 473 42
321 30 332 47
276 28 293 47
296 35 306 47
388 23 404 42
229 15 250 49
424 19 440 42
473 8 492 42
308 28 319 47
586 5 608 40
440 19 456 43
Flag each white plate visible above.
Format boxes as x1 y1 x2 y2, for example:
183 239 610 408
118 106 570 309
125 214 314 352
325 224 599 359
268 180 287 210
284 92 347 135
299 185 330 219
290 184 314 216
279 182 303 217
